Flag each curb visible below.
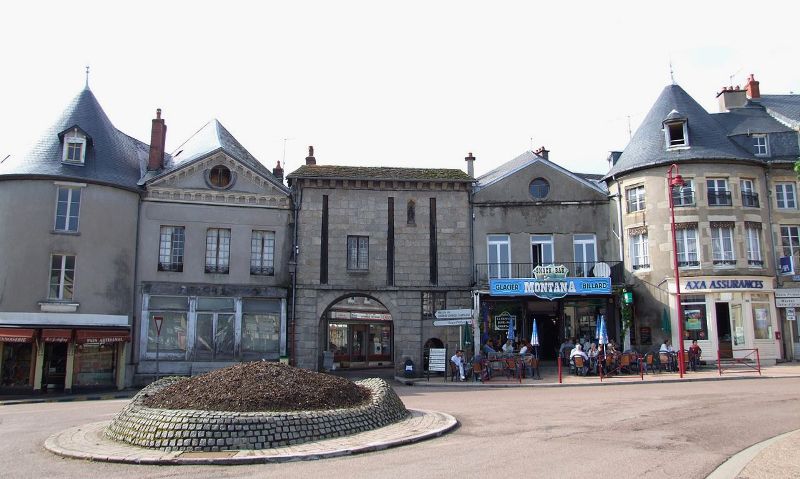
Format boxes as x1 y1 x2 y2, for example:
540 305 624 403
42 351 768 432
1 392 138 406
706 429 800 479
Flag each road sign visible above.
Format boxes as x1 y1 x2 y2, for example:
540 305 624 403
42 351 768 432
433 319 472 326
434 309 472 320
153 316 164 336
776 297 800 308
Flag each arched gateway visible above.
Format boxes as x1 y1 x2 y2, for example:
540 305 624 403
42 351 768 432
322 295 393 369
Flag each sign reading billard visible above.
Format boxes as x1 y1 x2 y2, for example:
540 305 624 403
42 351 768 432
490 277 611 300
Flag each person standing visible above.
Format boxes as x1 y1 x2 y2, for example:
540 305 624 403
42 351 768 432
451 349 466 381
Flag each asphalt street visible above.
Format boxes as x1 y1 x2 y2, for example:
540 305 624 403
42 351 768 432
2 377 799 479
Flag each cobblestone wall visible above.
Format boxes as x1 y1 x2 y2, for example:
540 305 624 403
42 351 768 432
105 377 408 451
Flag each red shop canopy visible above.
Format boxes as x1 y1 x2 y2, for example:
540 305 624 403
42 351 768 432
75 329 131 344
0 328 35 343
42 329 72 343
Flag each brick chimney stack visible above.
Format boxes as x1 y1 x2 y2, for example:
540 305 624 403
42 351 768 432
147 108 167 171
465 152 475 177
746 74 761 99
273 161 284 183
534 146 549 160
305 145 316 165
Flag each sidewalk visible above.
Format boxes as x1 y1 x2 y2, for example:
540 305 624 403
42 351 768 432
707 428 800 479
0 389 139 406
397 361 800 388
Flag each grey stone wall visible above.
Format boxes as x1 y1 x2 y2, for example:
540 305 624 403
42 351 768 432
106 376 408 451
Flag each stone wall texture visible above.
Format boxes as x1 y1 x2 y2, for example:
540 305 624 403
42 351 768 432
105 377 408 451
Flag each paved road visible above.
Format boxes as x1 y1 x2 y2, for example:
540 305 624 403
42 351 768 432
2 377 799 478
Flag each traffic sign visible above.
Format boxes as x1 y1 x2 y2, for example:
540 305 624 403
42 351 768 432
434 309 472 320
433 319 472 326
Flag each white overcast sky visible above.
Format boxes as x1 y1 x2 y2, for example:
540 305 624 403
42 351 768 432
1 1 799 177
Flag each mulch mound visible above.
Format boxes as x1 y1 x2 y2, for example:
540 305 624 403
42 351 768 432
142 362 371 412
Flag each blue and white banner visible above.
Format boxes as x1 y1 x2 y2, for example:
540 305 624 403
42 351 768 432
489 277 612 300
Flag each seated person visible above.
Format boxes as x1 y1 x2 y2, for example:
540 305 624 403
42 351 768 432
450 349 466 381
559 338 575 364
659 339 676 371
518 340 530 356
483 341 497 354
570 344 589 375
502 339 514 354
688 340 702 371
586 343 599 374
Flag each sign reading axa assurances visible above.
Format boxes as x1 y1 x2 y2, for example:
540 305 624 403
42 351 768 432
489 277 611 300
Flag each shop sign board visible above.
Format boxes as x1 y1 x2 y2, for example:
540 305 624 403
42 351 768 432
775 289 800 298
684 279 765 291
775 297 800 308
434 309 472 320
493 311 516 330
489 277 611 299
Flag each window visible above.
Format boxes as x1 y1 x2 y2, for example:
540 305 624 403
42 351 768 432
681 295 708 341
61 131 87 164
195 297 236 360
751 294 771 340
664 120 688 147
250 230 275 275
531 235 554 267
205 228 231 273
49 254 75 300
707 179 731 206
54 187 81 232
422 292 446 319
711 223 735 266
573 234 597 277
207 165 233 189
241 299 281 360
740 179 759 207
158 226 185 272
487 235 511 278
347 235 369 270
407 200 415 225
675 226 699 267
781 226 800 263
753 134 769 156
776 183 797 209
745 224 763 266
672 178 695 207
529 178 550 200
625 185 645 213
146 296 188 354
629 231 649 270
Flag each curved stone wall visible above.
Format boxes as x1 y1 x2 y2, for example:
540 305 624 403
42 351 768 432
106 377 408 451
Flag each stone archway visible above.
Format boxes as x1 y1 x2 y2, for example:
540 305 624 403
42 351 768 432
321 294 394 369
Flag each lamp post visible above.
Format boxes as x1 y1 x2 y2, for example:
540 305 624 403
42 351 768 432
667 164 687 378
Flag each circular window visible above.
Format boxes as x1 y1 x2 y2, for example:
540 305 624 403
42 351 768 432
208 165 232 189
529 178 550 199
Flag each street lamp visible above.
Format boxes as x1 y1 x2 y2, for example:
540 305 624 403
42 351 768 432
667 163 687 378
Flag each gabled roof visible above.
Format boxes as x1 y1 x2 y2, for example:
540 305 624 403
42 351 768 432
715 103 794 135
475 150 607 194
757 94 800 130
605 84 755 179
155 119 288 193
0 87 148 189
287 165 473 182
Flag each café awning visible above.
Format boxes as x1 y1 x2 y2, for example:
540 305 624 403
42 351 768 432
42 329 73 343
0 328 35 343
75 329 131 344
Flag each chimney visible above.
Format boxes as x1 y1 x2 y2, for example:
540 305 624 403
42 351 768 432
746 74 761 99
716 85 747 112
147 108 167 171
464 152 475 177
273 161 284 183
534 146 549 160
305 145 316 165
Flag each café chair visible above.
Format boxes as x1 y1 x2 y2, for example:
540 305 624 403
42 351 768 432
572 356 586 376
472 360 488 382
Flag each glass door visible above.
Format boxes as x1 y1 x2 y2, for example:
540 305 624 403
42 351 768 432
573 234 597 277
43 343 67 391
716 302 733 358
350 325 368 363
367 323 392 363
195 312 235 360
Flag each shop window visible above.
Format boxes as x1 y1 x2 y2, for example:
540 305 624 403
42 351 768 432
54 186 81 232
195 297 235 361
147 296 189 355
241 299 281 360
751 295 771 340
158 226 185 272
205 228 231 274
681 295 708 341
422 291 446 319
1 343 32 387
73 343 116 387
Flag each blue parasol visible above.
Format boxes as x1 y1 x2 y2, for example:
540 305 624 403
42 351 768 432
531 318 539 346
598 314 609 345
595 315 602 340
507 316 516 341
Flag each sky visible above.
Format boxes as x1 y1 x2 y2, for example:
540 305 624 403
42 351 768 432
1 1 799 178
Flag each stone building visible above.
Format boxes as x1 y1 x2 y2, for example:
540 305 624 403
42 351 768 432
604 75 799 364
286 154 473 374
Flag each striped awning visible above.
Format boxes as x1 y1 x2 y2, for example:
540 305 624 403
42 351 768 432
42 329 72 343
0 328 35 343
75 329 131 344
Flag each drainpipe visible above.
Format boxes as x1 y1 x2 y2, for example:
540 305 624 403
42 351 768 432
129 191 143 382
765 164 789 360
289 184 302 366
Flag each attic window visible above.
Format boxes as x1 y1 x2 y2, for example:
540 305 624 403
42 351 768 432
62 130 87 165
206 165 234 189
664 121 689 148
529 178 550 199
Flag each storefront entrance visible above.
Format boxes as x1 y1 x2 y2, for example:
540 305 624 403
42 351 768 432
325 295 393 369
716 302 732 358
43 343 67 391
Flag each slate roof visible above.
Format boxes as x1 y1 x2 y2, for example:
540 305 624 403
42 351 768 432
159 119 288 193
757 95 800 130
287 165 473 182
0 87 149 189
475 150 607 194
715 104 794 135
605 84 755 179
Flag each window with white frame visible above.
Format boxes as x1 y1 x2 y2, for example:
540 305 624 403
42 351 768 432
740 179 759 207
707 178 731 206
745 223 763 266
781 226 800 263
49 254 75 300
530 235 554 267
776 183 797 209
205 228 231 273
250 230 275 275
664 120 688 147
347 235 369 270
753 134 769 156
625 185 645 213
62 130 87 164
629 230 649 270
158 226 185 272
487 234 511 278
573 234 597 277
675 225 699 267
711 223 735 266
54 186 81 232
672 178 695 207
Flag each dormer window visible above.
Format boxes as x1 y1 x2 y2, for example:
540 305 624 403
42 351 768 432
205 165 235 190
753 134 769 156
61 128 88 165
663 110 689 149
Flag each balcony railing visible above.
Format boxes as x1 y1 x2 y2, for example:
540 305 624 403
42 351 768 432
742 192 760 208
475 261 624 286
707 190 733 206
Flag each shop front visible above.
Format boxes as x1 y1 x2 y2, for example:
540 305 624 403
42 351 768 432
324 296 393 369
774 288 800 361
668 276 780 364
